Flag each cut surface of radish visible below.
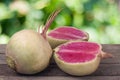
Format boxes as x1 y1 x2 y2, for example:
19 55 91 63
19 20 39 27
48 27 88 40
56 42 101 63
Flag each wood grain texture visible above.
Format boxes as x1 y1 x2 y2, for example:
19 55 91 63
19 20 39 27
0 76 120 80
0 64 120 76
0 44 6 54
0 44 119 80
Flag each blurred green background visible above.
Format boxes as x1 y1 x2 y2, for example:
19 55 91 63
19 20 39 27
0 0 120 44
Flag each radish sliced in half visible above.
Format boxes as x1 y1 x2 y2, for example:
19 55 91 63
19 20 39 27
54 41 113 76
47 27 89 48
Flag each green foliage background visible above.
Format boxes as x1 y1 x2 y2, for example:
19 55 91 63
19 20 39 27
0 0 120 44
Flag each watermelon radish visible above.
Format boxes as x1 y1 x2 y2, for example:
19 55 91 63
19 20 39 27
54 41 113 76
5 9 61 74
47 27 89 49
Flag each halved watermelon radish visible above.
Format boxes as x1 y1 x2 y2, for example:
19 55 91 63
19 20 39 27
54 41 113 76
47 26 89 49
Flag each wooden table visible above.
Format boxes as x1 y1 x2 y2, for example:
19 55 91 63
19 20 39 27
0 44 120 80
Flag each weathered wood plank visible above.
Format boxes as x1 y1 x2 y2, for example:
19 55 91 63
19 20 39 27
0 54 6 64
0 44 6 54
0 64 120 76
1 44 120 54
0 44 120 79
0 44 120 64
0 76 120 80
0 53 119 65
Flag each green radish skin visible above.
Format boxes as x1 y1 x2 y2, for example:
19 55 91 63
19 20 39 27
6 9 61 74
6 30 52 74
47 36 67 49
47 35 89 49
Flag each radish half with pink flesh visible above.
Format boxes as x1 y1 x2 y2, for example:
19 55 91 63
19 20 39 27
47 27 89 49
54 41 113 76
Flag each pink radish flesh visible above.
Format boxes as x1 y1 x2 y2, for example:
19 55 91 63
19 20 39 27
48 27 87 40
56 42 101 63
